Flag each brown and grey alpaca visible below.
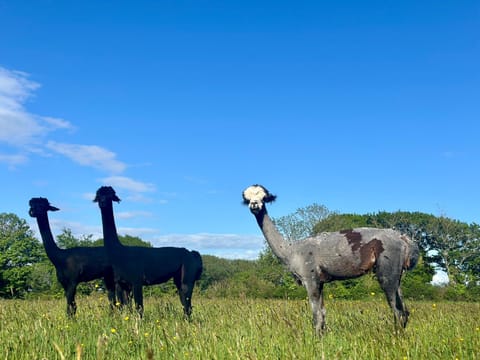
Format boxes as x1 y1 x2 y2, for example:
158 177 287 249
242 184 419 334
29 197 118 317
94 186 203 318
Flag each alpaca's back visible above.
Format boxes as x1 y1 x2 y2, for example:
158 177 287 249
110 246 196 284
61 247 111 282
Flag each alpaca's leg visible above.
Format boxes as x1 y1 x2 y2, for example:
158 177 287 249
114 282 130 309
133 283 144 317
377 273 407 328
64 284 77 318
305 280 326 334
103 273 116 310
121 283 133 309
174 269 194 319
178 284 194 319
376 254 410 329
395 287 409 328
319 284 326 327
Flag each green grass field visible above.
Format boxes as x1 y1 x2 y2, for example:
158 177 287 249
0 295 478 359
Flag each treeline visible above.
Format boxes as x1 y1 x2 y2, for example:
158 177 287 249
1 208 479 301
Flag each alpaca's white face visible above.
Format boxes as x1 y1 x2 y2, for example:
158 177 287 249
243 185 269 213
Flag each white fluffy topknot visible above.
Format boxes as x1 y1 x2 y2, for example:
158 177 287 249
242 184 276 205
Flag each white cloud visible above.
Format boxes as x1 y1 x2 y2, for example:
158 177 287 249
0 109 44 145
100 176 156 192
30 213 262 260
151 233 264 260
116 226 159 238
46 141 127 174
41 116 75 131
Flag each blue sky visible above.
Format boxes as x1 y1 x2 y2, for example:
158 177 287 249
1 1 479 262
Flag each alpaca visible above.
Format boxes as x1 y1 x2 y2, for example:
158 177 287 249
94 186 203 318
29 197 119 317
242 185 419 334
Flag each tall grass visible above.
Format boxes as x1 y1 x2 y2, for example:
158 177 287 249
0 295 478 359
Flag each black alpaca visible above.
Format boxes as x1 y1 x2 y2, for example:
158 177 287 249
29 197 119 317
94 186 203 317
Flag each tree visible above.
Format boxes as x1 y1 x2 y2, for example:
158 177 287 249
26 260 60 296
0 213 45 298
57 228 95 248
274 203 330 241
119 234 153 247
462 223 480 284
313 212 371 233
424 216 480 285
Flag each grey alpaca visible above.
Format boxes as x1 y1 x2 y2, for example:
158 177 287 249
29 197 118 317
94 186 203 318
242 185 419 334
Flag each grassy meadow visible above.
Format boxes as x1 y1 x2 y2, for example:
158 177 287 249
0 294 479 359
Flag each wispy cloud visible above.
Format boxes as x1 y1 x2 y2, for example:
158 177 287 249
46 141 127 174
0 66 129 178
0 153 28 167
0 67 40 107
0 67 75 166
100 176 156 192
116 210 153 220
0 67 74 149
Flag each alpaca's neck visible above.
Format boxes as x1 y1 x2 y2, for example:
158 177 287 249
99 202 123 249
35 212 62 262
255 208 291 265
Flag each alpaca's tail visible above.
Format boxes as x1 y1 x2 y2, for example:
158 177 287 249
405 240 420 271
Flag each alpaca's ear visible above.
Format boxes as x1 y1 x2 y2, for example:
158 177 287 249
107 186 121 202
264 193 277 203
48 205 60 212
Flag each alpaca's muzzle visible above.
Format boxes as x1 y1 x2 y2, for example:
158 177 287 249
249 201 262 212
